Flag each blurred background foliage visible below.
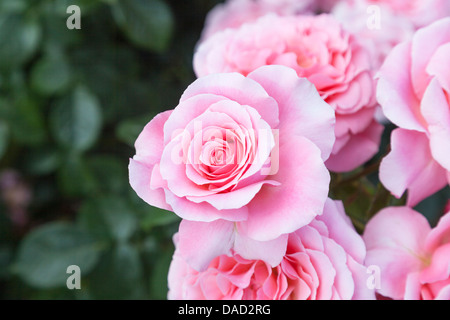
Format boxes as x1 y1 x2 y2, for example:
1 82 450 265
1 0 449 301
0 0 223 299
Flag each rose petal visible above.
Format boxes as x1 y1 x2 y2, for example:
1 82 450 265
376 41 425 132
420 77 450 172
363 206 431 299
379 128 448 206
326 119 383 172
178 219 235 271
247 65 336 161
244 136 330 241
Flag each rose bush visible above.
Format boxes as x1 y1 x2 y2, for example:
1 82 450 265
377 18 450 206
194 13 383 173
364 206 450 299
169 199 375 300
129 65 335 270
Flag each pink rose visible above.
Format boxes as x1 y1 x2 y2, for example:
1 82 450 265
129 65 335 270
363 206 450 300
200 0 316 41
168 199 375 300
194 14 383 173
365 0 450 28
332 0 415 70
377 18 450 206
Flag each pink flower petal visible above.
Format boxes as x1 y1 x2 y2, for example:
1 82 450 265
247 65 336 161
178 219 235 271
363 206 431 299
420 77 450 172
411 18 450 98
379 128 448 206
128 159 171 211
244 136 330 241
180 72 280 129
326 119 383 172
376 42 425 132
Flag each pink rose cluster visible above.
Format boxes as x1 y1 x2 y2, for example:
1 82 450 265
128 0 450 300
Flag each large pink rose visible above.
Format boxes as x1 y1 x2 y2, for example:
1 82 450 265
129 65 335 270
364 206 450 300
200 0 316 41
194 14 383 173
377 18 450 207
168 199 375 300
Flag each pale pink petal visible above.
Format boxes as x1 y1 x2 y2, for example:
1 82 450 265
134 110 172 164
177 219 235 271
164 190 248 222
376 42 425 132
419 243 450 284
435 285 450 300
306 250 335 300
404 272 422 300
319 199 367 262
420 77 450 171
322 238 355 300
326 119 383 172
425 211 450 252
379 128 447 206
186 180 280 210
334 107 376 137
128 159 171 211
346 256 376 300
180 72 280 128
426 43 450 93
411 18 450 98
163 94 227 145
363 206 431 299
233 230 288 267
244 136 330 241
247 65 336 161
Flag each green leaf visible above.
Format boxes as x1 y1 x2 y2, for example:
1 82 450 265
57 154 97 197
50 86 102 152
30 53 72 96
87 155 128 194
140 206 180 231
116 116 152 147
86 243 145 299
0 0 27 13
23 146 61 175
0 14 41 70
149 245 174 299
0 246 13 279
0 120 9 160
14 222 105 289
78 196 137 242
112 0 174 53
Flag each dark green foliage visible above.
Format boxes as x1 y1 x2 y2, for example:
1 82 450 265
0 0 219 299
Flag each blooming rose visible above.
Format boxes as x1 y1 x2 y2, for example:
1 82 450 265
199 0 316 41
129 65 335 270
194 14 383 172
364 206 450 299
377 18 450 207
332 0 415 70
168 199 375 300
